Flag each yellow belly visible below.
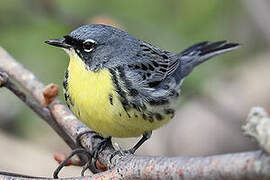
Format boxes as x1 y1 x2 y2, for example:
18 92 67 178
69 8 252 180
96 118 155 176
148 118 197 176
66 52 170 137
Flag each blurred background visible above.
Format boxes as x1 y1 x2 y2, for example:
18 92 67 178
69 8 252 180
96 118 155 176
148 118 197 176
0 0 270 177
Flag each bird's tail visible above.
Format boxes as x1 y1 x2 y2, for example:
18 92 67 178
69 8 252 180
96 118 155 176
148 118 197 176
177 41 240 79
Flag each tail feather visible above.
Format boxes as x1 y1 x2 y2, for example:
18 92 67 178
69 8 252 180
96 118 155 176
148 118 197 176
178 41 240 79
199 41 239 56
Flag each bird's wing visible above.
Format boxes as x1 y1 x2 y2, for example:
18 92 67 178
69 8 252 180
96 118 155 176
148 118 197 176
126 41 179 88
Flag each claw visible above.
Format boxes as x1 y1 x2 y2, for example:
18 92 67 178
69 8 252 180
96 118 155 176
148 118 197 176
53 148 91 178
81 161 92 176
91 137 111 169
53 131 111 178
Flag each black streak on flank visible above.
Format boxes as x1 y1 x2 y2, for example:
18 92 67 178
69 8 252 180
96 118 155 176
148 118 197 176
64 92 74 107
132 103 142 112
155 113 163 121
148 115 154 123
117 66 138 97
64 93 68 102
109 94 113 105
109 68 130 110
69 97 74 106
124 106 131 118
164 108 175 118
164 108 175 115
142 113 147 120
141 103 147 111
63 80 67 90
63 70 69 90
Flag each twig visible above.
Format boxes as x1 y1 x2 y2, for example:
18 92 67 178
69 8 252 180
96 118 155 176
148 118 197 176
0 47 270 179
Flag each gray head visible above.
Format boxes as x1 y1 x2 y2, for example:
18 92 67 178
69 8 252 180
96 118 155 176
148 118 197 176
45 24 140 71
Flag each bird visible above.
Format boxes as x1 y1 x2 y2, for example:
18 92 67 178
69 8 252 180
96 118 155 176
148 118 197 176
45 24 240 176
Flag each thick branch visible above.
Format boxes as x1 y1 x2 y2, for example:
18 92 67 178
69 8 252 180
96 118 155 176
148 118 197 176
1 151 270 180
0 47 270 179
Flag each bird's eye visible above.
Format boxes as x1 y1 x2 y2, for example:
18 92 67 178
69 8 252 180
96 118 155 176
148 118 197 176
83 39 96 52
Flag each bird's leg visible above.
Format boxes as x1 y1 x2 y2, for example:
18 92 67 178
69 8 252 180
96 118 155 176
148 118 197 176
128 131 152 154
109 131 152 162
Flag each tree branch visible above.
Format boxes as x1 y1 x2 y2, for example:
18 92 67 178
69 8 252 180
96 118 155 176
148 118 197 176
0 47 270 179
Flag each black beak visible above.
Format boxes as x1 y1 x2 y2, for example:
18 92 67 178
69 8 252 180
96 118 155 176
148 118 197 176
45 38 71 49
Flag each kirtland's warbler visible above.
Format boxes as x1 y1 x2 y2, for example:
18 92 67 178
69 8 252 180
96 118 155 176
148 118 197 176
45 24 239 174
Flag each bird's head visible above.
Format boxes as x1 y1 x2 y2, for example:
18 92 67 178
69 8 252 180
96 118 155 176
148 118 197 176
45 24 139 71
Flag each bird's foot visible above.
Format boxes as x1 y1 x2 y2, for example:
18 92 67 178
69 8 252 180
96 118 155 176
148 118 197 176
77 131 111 175
109 131 152 163
53 148 92 178
109 143 134 163
53 131 111 178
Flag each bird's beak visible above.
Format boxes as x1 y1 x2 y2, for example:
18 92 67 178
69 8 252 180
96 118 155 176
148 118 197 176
45 38 71 49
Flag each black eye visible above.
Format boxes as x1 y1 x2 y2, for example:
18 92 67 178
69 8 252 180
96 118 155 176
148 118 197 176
83 39 96 52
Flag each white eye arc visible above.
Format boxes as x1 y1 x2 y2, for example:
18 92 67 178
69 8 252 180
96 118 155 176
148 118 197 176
83 39 96 52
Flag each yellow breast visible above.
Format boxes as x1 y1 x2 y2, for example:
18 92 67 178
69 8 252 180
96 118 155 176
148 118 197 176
66 51 170 137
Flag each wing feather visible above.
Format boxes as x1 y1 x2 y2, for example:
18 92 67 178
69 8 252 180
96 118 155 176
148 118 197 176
126 41 179 88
